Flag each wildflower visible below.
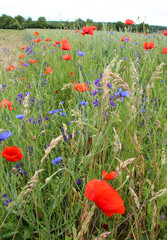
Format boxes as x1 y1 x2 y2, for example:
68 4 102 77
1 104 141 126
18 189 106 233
162 47 167 54
7 65 15 71
143 42 155 50
45 38 51 42
61 38 71 50
77 51 86 57
19 54 24 59
115 88 130 100
125 19 134 25
36 38 41 43
163 30 167 36
80 101 87 106
0 99 13 110
0 131 13 143
75 29 79 33
121 36 130 42
85 179 125 217
52 156 63 166
45 67 53 74
77 179 83 185
93 99 98 107
63 54 72 60
55 41 61 45
29 59 37 64
49 110 59 114
15 114 25 119
82 26 94 35
73 83 90 92
20 46 26 50
102 170 117 180
1 146 24 162
91 26 98 30
34 31 40 36
70 71 74 76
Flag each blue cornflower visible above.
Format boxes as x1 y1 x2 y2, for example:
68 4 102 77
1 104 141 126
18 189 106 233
107 83 112 88
0 131 13 142
77 179 83 185
59 112 67 116
143 98 147 101
50 50 54 52
115 88 130 100
80 101 87 106
52 156 63 166
91 90 97 96
25 92 32 96
135 42 139 45
122 57 127 60
49 110 58 114
15 114 25 119
93 99 98 107
77 51 86 57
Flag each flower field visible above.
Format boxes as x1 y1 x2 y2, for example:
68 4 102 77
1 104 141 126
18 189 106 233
0 26 167 240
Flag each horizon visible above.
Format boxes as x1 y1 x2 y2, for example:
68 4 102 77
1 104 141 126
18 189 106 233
1 0 167 27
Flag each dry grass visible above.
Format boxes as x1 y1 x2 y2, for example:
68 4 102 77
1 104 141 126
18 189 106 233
0 29 24 71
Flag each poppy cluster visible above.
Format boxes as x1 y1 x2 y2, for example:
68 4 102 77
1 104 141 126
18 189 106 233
7 65 15 71
73 83 90 92
85 179 125 217
143 42 155 50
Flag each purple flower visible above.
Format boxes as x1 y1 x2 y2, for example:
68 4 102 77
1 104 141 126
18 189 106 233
77 51 86 57
107 83 112 88
93 99 98 107
0 131 13 142
115 88 130 100
80 101 87 106
77 179 83 185
52 156 63 166
15 114 25 119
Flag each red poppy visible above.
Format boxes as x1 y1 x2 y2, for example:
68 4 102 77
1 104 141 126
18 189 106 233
7 65 15 71
70 71 74 76
45 38 52 42
163 30 167 36
143 42 155 50
30 59 37 64
162 47 167 54
85 179 125 217
125 19 135 25
20 60 25 67
91 26 98 30
34 31 40 36
55 41 61 45
20 77 24 80
20 46 26 50
61 38 71 50
63 54 72 60
45 66 53 74
75 29 79 33
52 43 57 47
1 146 24 162
121 36 130 42
36 38 41 43
73 83 90 92
19 54 24 59
102 170 117 180
82 26 94 35
0 99 13 110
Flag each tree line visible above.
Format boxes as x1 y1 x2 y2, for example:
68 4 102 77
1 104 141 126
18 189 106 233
0 14 167 32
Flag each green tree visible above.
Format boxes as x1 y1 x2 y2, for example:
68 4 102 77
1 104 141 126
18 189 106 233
15 15 25 29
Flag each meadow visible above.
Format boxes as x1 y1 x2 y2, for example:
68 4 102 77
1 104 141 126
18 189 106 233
0 27 167 240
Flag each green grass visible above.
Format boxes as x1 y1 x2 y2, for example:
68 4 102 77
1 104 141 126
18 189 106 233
0 28 167 240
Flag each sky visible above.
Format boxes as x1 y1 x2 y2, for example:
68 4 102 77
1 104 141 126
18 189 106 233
1 0 167 26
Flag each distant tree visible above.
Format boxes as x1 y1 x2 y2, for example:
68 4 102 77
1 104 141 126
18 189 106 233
36 16 47 28
0 14 21 29
86 18 93 25
115 21 124 31
75 18 85 29
15 15 25 29
8 18 21 29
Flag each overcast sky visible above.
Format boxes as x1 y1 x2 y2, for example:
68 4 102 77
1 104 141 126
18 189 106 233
1 0 167 26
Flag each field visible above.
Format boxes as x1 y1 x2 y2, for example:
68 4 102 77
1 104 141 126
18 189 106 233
0 28 167 240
